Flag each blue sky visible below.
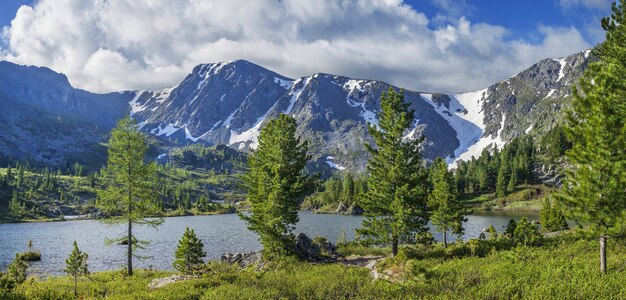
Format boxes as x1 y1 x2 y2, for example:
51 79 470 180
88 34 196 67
0 1 613 93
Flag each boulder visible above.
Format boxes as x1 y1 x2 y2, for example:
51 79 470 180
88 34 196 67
294 233 321 258
220 250 263 268
149 275 197 289
335 202 348 214
346 204 364 215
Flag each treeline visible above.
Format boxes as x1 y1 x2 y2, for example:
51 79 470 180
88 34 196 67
304 173 368 208
453 137 535 197
168 144 247 175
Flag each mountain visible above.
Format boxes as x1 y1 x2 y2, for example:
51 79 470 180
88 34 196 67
0 49 593 171
0 61 132 166
131 51 592 171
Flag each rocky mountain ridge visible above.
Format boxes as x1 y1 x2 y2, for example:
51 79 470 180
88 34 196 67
0 49 593 172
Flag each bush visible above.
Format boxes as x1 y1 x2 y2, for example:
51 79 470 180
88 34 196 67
19 251 41 262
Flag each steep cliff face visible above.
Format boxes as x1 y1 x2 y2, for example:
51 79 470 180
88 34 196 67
0 61 131 166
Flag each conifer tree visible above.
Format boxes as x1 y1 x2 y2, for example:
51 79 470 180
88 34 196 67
540 196 569 232
173 227 206 274
428 157 466 248
557 2 626 235
97 116 162 276
64 241 89 296
8 191 24 220
357 88 429 256
239 114 310 258
6 253 27 285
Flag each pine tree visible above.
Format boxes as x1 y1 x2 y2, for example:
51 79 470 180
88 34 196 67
428 157 466 248
64 241 89 296
8 191 23 220
173 227 206 274
540 196 569 232
97 116 163 276
557 2 626 235
495 159 508 198
6 253 27 285
357 88 429 256
239 114 311 258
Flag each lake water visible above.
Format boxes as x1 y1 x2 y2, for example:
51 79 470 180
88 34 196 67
0 211 536 276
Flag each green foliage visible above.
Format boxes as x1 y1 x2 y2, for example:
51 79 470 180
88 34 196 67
558 2 626 236
513 217 542 247
173 227 206 274
428 157 466 248
455 137 535 196
302 173 367 210
358 88 429 256
64 241 89 296
540 196 569 232
7 253 27 285
239 114 311 259
97 116 163 275
10 236 626 299
539 125 572 162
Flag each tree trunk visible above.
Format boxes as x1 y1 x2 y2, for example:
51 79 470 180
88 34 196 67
128 220 133 276
443 227 448 249
600 236 607 274
74 275 77 296
392 235 398 256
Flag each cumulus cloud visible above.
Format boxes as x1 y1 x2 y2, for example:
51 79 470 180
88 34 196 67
0 0 591 93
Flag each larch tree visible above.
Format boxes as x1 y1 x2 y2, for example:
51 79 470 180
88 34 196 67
557 1 626 235
357 87 429 256
97 116 163 276
428 157 467 248
239 114 311 259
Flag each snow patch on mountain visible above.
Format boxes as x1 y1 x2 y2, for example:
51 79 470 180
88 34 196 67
422 89 488 165
326 156 346 171
129 90 147 116
343 80 379 126
223 109 238 128
274 77 294 89
284 77 310 115
152 123 182 137
451 113 507 167
553 58 567 82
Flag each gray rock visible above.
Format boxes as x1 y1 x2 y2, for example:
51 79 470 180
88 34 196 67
220 250 263 268
346 204 364 215
148 275 198 289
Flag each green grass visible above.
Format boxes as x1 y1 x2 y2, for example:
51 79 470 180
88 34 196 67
462 184 549 212
8 235 626 299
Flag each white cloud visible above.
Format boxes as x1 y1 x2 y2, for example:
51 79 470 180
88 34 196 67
0 0 591 93
559 0 611 10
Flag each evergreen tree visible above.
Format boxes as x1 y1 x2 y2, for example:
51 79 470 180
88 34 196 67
97 116 163 276
513 217 541 247
239 114 311 258
357 88 429 256
428 157 466 248
173 227 206 274
495 158 509 198
540 196 569 232
557 2 626 235
8 191 24 220
6 253 27 285
64 241 89 296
